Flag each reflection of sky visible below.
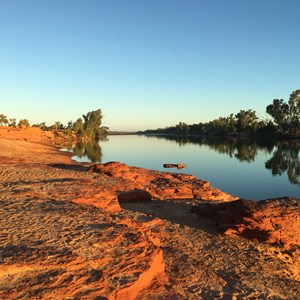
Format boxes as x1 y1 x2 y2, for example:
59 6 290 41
72 135 300 201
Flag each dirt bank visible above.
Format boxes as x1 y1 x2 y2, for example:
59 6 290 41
0 127 299 299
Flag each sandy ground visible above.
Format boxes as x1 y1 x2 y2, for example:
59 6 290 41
0 127 299 299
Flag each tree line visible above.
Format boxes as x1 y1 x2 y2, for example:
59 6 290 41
0 109 108 142
142 90 300 138
0 115 31 128
147 134 300 186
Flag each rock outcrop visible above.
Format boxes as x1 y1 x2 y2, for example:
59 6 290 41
192 197 300 252
88 161 238 202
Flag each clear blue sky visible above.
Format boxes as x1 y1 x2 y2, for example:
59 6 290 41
0 0 299 131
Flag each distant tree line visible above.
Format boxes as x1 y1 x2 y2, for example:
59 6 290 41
146 134 300 186
0 113 71 130
0 109 108 142
0 115 31 128
142 90 300 138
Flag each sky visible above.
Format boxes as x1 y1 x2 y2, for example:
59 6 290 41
0 0 299 131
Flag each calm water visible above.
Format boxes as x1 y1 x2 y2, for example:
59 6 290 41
69 135 300 201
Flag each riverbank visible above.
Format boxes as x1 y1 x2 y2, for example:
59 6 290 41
0 127 299 299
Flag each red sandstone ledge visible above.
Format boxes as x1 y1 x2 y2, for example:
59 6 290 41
87 161 238 202
88 162 300 253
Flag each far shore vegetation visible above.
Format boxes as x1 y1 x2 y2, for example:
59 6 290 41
141 89 300 139
1 90 300 140
0 109 109 143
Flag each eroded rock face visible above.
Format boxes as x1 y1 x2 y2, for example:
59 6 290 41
192 197 300 252
117 189 152 203
88 162 238 202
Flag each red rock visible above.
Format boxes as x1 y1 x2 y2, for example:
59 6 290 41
87 161 131 177
88 162 237 202
163 163 186 169
192 197 300 252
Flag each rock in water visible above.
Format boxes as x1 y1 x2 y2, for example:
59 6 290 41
163 163 186 169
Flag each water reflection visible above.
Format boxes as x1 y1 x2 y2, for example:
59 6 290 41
146 135 274 162
144 135 300 187
265 141 300 186
72 140 103 163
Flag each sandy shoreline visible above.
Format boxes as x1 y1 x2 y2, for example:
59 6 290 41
0 127 299 299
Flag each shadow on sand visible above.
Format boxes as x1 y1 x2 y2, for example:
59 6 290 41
48 163 90 172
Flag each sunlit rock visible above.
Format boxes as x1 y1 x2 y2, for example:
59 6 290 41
192 197 300 252
88 161 238 202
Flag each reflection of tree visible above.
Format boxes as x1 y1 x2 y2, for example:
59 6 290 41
73 140 102 163
234 142 259 162
149 135 274 163
205 139 262 162
265 141 300 185
145 134 300 187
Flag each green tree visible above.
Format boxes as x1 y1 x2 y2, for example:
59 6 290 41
9 118 16 127
82 109 104 141
235 109 258 134
176 122 189 136
33 122 47 130
0 114 8 126
73 118 84 139
226 114 237 134
288 90 300 135
73 109 107 142
288 89 300 123
66 121 73 129
40 122 47 130
18 119 30 128
266 99 289 133
52 121 61 130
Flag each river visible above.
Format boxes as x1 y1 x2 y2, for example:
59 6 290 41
69 135 300 201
